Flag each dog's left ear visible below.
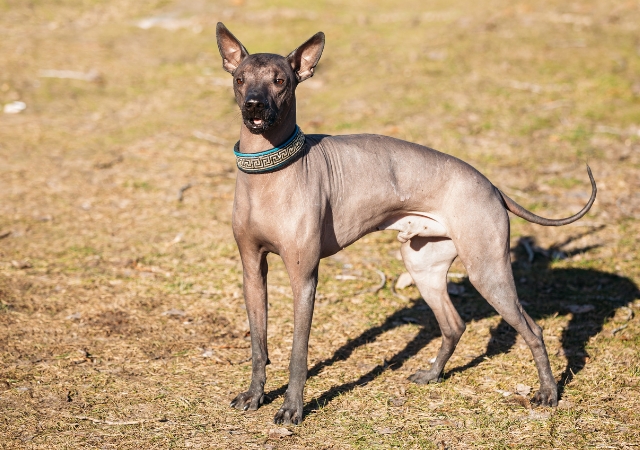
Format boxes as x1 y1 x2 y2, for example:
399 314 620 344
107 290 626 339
287 32 325 82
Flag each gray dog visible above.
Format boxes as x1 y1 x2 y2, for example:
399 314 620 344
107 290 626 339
215 23 596 425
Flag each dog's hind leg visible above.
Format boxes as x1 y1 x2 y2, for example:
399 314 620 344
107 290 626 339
401 237 465 384
463 246 558 406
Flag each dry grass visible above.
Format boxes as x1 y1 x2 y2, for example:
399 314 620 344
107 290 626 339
1 0 639 448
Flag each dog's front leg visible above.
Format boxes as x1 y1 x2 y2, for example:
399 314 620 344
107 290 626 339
230 249 269 411
273 257 319 425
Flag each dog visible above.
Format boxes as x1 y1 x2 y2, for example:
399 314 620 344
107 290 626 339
215 23 596 425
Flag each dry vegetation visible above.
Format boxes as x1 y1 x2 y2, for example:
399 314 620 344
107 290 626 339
1 0 639 448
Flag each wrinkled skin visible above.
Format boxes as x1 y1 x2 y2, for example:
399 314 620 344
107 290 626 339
215 23 596 425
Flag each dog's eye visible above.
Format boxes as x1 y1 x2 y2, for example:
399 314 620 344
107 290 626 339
236 78 244 85
275 79 284 85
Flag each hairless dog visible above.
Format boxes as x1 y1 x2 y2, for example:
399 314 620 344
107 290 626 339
215 23 596 425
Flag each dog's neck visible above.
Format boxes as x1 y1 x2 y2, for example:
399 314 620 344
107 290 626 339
238 102 297 154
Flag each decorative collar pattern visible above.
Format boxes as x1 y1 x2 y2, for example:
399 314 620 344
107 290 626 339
234 126 306 174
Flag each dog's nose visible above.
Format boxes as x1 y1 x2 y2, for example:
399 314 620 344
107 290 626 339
244 98 264 110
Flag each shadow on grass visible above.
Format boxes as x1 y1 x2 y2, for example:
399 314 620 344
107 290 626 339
263 230 639 416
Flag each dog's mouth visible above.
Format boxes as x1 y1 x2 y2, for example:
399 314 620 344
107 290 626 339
242 112 275 134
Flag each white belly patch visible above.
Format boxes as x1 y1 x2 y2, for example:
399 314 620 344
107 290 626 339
378 213 449 243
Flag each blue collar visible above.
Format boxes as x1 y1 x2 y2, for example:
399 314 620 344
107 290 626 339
233 126 306 174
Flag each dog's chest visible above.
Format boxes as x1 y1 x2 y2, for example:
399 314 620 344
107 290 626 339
232 169 327 235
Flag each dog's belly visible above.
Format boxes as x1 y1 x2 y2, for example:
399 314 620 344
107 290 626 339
377 212 449 243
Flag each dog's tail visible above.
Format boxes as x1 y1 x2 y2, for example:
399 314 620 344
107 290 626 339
497 165 597 226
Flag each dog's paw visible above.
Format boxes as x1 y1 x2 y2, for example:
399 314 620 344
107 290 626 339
533 385 558 407
408 369 442 384
230 390 264 411
273 398 303 425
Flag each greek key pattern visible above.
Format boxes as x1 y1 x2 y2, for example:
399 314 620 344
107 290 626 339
234 128 306 174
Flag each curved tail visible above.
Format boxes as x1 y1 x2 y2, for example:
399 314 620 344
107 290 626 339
498 165 597 226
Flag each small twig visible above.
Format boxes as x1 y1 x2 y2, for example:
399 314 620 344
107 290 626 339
234 356 252 365
390 276 409 301
95 155 123 169
621 306 634 322
520 238 535 263
370 270 386 293
355 270 386 295
72 415 154 426
177 183 192 202
611 324 628 336
210 344 251 349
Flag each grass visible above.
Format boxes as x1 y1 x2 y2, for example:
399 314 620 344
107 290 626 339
1 0 639 448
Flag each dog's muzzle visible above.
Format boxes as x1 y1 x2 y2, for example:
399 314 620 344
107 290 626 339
242 97 276 134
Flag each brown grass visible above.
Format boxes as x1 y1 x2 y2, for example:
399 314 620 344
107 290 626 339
1 0 639 448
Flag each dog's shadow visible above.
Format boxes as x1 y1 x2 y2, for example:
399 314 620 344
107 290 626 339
263 230 639 416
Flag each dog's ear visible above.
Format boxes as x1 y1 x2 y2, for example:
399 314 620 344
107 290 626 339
287 32 325 82
216 22 249 74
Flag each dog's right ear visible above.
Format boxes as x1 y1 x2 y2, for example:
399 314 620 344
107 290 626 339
216 22 249 74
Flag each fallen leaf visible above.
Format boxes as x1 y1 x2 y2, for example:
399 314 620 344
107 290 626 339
390 396 405 407
515 383 532 396
3 101 26 114
395 272 414 289
11 260 32 269
495 389 512 397
509 394 531 409
268 427 293 439
168 233 183 245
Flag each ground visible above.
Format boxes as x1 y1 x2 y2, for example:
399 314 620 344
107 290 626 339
1 0 639 448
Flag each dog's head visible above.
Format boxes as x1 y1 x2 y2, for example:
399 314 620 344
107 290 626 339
216 23 324 135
